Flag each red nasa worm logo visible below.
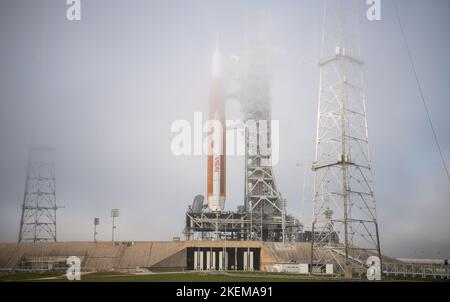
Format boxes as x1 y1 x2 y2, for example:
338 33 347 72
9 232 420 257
214 157 220 172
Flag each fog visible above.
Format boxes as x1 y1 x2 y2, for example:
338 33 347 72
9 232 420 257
0 0 449 258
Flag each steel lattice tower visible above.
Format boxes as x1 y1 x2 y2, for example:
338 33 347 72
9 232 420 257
18 147 58 242
310 0 381 277
239 20 288 242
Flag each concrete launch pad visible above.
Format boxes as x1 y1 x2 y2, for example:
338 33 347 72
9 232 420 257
3 241 436 279
0 241 317 272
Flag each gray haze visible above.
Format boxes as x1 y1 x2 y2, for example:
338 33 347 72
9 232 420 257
0 0 449 259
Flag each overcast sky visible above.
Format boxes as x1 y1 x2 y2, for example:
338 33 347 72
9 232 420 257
0 0 449 259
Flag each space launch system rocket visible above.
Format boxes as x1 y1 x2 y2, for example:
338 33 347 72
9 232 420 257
207 44 226 212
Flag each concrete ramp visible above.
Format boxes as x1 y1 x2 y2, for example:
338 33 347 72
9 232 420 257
146 242 185 267
260 242 312 271
0 241 396 273
0 241 185 272
117 242 153 269
150 248 187 271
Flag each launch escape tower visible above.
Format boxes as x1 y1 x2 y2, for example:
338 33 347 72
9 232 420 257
184 20 301 242
310 0 381 276
18 147 59 242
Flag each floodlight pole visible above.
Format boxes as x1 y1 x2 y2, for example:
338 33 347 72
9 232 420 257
94 217 99 242
111 209 119 244
112 216 115 243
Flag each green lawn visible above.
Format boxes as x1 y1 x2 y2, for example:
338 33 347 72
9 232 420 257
79 273 319 282
1 271 446 282
0 272 337 282
0 272 64 281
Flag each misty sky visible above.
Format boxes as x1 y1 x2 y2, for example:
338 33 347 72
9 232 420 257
0 0 449 259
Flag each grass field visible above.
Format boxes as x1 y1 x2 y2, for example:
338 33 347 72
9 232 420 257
0 271 344 282
0 271 447 282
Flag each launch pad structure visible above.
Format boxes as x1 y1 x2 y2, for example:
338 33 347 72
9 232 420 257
184 19 302 243
185 3 382 273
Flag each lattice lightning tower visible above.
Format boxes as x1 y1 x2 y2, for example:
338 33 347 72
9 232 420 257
18 147 58 242
310 0 381 277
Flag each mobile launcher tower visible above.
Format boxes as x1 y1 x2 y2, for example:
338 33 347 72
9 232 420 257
184 24 302 242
